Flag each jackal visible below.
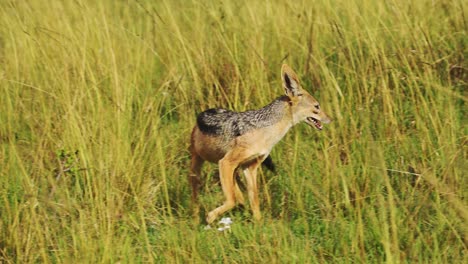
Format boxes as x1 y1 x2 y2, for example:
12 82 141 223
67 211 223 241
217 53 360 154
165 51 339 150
189 64 331 224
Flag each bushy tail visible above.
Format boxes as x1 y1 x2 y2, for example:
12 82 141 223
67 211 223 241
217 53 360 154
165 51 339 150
261 155 276 173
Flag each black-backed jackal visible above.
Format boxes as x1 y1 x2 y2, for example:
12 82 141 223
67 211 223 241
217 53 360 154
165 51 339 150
189 64 331 224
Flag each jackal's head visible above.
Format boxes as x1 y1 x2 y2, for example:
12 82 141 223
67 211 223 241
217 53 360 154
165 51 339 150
281 64 331 130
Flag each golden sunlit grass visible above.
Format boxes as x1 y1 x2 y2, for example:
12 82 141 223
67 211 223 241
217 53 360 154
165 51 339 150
0 0 466 262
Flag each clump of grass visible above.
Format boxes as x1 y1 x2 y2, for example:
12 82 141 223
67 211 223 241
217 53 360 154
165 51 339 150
0 0 466 262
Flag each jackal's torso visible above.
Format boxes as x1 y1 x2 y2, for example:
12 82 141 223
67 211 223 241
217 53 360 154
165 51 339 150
192 96 293 163
197 96 290 139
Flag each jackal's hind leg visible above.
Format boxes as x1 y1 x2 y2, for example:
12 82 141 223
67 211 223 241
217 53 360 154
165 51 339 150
189 153 204 204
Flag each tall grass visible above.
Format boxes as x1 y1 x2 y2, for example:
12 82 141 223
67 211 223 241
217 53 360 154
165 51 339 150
0 0 466 262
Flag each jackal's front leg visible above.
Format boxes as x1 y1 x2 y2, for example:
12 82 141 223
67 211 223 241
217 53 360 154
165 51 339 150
206 157 237 224
243 160 262 221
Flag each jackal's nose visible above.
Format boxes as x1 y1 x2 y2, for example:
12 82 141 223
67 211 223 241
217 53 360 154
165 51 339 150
321 116 332 124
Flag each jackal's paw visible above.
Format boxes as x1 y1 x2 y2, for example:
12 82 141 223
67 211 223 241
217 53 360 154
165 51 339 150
253 212 262 222
206 210 218 224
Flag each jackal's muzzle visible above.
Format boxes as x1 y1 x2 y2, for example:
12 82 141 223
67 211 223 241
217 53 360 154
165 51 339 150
306 117 323 130
305 116 331 130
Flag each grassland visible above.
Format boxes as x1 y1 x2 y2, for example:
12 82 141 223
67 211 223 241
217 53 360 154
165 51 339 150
0 0 466 262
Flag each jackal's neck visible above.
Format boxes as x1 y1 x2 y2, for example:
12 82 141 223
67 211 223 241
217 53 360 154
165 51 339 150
261 95 295 128
253 95 291 124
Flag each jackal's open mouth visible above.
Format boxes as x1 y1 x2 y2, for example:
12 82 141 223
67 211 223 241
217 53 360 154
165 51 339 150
307 117 323 130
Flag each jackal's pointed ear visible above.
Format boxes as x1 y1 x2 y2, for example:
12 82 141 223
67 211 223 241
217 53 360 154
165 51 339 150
281 64 301 97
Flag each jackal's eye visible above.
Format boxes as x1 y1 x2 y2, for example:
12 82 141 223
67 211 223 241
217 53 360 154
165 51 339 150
314 104 320 110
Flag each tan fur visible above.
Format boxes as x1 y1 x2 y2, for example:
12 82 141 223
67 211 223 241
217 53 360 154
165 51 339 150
189 64 331 224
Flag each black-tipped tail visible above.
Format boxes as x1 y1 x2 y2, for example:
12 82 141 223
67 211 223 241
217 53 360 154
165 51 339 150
262 155 276 173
